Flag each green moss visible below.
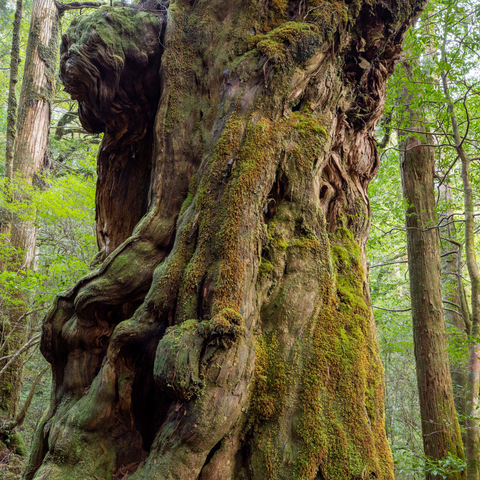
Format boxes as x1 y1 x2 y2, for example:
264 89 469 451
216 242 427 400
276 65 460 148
197 308 245 340
249 22 320 62
307 0 349 39
179 193 194 217
165 319 199 340
250 333 289 422
154 319 203 401
270 0 288 16
267 219 289 251
190 114 280 314
259 258 274 278
292 225 392 479
16 6 62 130
277 238 288 250
293 118 327 137
4 431 27 456
66 7 158 62
292 235 321 251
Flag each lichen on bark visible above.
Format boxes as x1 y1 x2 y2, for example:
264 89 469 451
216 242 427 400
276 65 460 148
26 0 426 478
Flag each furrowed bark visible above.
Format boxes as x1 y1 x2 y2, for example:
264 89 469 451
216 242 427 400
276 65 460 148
27 0 426 478
401 127 465 478
0 0 23 412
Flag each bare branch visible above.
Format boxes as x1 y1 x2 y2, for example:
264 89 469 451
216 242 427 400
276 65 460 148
372 305 412 313
0 334 41 377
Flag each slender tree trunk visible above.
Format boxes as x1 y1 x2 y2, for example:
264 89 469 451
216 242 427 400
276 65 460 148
12 0 59 185
441 66 480 480
459 143 480 480
26 1 426 479
0 0 61 417
0 0 24 411
400 127 465 478
439 184 468 436
5 0 24 176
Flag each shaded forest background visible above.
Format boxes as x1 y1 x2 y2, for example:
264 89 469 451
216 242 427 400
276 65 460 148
0 0 479 478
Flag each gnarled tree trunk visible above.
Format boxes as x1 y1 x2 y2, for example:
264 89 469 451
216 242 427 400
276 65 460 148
26 0 425 478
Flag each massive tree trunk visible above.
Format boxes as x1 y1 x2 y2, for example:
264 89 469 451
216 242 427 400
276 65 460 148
26 0 425 478
0 0 61 417
400 128 465 478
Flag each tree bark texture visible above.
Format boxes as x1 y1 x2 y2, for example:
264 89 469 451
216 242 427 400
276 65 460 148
0 0 61 417
58 8 163 259
27 1 425 479
401 129 465 478
4 0 23 186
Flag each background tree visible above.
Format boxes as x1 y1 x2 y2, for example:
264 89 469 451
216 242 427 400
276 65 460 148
400 120 464 477
4 0 22 196
369 0 480 476
0 0 100 471
0 0 61 419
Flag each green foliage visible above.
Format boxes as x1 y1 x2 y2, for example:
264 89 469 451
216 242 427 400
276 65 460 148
394 449 466 479
369 0 480 477
0 144 97 301
0 5 101 470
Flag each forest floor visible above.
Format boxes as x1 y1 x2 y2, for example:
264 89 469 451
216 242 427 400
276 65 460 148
0 445 24 479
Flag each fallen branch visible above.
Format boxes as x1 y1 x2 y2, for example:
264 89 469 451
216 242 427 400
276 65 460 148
0 334 40 377
2 365 49 431
55 1 105 12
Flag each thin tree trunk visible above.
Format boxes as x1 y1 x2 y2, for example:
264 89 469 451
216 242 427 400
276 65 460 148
26 1 426 478
0 0 61 417
439 184 468 437
401 127 465 478
441 66 480 480
458 121 480 480
0 0 24 411
5 0 24 176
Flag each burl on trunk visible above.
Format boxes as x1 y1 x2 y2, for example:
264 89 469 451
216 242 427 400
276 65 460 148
26 0 425 478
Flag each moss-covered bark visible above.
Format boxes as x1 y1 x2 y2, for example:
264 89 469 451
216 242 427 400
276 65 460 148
4 0 23 185
27 0 425 478
59 6 164 259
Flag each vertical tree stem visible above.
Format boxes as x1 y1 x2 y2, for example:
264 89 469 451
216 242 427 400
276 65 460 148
5 0 23 181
